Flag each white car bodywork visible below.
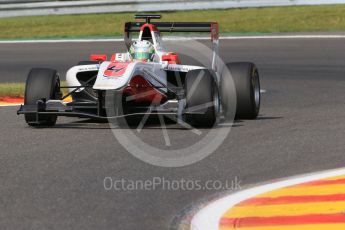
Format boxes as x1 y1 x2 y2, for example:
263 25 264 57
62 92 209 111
66 24 213 94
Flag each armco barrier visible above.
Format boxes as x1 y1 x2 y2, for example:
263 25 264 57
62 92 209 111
1 0 345 18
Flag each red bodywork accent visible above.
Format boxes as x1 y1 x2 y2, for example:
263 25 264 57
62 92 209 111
123 75 166 104
110 54 116 62
140 23 158 32
90 54 107 62
162 53 180 64
210 22 219 41
104 62 129 77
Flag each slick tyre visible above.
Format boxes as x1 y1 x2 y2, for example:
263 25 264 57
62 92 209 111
185 69 219 127
24 68 62 127
221 62 260 120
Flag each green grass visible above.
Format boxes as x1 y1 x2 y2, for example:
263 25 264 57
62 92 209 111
0 82 68 98
1 4 345 39
0 83 25 98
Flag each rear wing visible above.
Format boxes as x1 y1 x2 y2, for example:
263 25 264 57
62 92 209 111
124 22 219 40
124 18 220 72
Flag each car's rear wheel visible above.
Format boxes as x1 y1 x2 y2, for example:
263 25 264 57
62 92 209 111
184 69 219 127
221 62 260 120
24 68 62 127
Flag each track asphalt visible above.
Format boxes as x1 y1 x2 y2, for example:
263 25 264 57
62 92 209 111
1 37 345 229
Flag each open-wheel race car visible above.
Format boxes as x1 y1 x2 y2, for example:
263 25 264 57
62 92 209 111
17 14 260 128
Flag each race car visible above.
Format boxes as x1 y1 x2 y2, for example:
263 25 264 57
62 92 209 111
17 14 260 127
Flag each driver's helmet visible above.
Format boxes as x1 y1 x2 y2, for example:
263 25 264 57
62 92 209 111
129 40 155 62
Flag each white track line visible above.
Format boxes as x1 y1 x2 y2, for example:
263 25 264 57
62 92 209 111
0 104 21 107
0 39 121 43
2 35 345 43
191 167 345 230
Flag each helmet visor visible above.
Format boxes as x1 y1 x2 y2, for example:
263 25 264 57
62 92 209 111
132 51 152 60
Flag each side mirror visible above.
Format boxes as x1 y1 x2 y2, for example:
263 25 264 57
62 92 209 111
90 54 107 62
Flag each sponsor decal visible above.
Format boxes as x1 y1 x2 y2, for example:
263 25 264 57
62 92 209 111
104 62 129 77
77 65 99 71
165 64 200 72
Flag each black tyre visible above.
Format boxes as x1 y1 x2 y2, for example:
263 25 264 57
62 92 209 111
184 69 219 127
24 68 62 127
221 62 260 120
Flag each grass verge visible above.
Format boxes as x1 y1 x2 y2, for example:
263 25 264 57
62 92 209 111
0 83 25 98
0 82 68 98
1 4 345 39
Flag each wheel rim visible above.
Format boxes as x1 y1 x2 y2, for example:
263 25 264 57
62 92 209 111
252 70 260 109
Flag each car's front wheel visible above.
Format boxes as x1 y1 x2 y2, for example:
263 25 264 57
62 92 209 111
24 68 61 127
